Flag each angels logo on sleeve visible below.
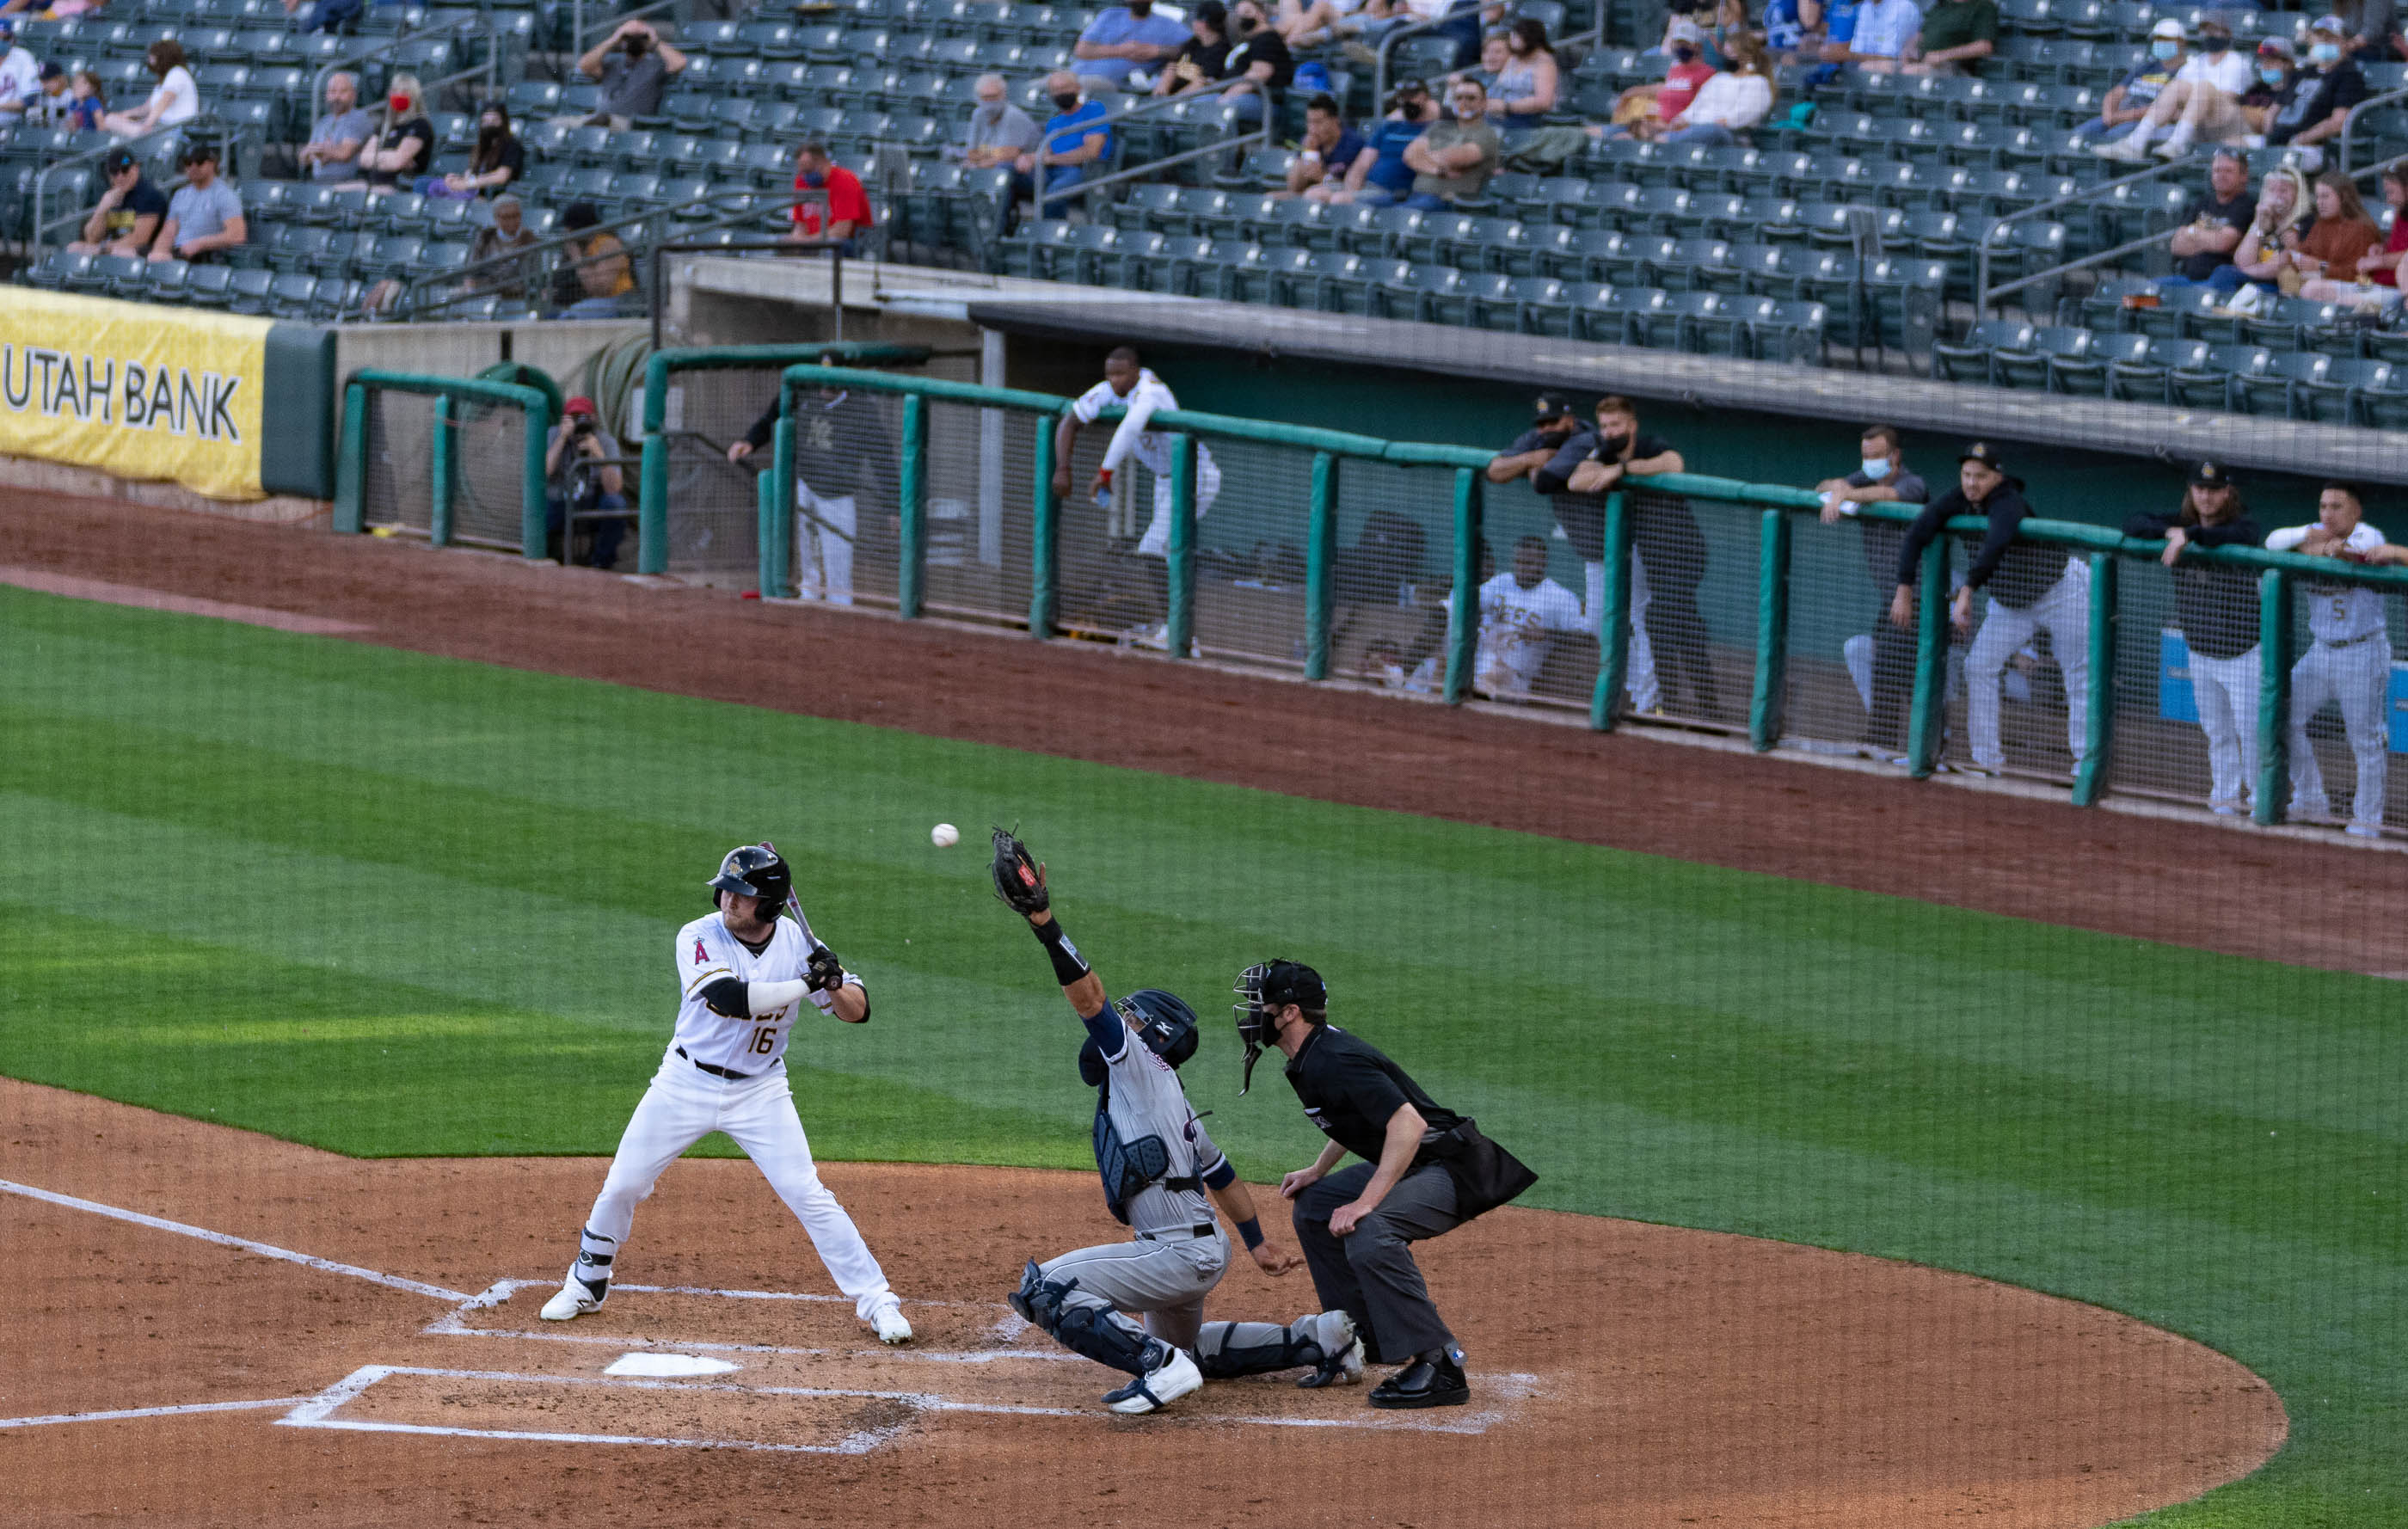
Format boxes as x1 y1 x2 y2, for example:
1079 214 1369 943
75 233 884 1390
694 936 709 965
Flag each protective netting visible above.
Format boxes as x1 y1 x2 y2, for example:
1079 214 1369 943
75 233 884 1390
1932 533 2091 784
1780 508 1914 762
918 396 1037 628
2283 579 2407 834
358 388 532 555
358 389 440 541
1329 457 1453 697
1181 433 1311 672
2104 556 2265 813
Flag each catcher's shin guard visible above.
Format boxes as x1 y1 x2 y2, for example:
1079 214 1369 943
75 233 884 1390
1012 1260 1153 1376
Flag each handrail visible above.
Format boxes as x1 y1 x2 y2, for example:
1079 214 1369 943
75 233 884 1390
390 181 769 320
2337 80 2408 174
1026 89 1275 212
1372 3 1476 116
1973 156 2192 316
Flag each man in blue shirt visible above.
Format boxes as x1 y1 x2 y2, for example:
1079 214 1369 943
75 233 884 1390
1319 77 1439 206
1074 0 1189 89
1017 71 1116 213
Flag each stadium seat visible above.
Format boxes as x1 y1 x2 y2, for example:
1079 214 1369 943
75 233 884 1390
2167 343 2273 410
2294 356 2395 425
2229 349 2327 417
1932 319 2034 384
1988 325 2092 390
1369 262 1460 323
1577 284 1668 344
2049 329 2147 394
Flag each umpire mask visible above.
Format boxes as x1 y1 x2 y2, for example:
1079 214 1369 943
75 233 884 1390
1233 959 1324 1095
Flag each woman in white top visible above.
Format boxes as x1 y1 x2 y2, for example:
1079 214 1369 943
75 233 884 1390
1658 32 1773 144
101 39 199 138
1486 17 1559 135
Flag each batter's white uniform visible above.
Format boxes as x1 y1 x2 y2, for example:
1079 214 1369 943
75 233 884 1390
2270 521 2393 831
1071 369 1222 557
556 912 902 1326
1475 572 1586 697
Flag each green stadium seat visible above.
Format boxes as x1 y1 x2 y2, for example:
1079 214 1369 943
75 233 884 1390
2167 343 2271 410
1987 324 2092 390
2229 349 2325 417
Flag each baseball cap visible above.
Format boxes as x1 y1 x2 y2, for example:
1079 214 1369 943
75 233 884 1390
2312 13 2347 33
2191 460 2233 487
2258 35 2294 57
180 138 219 165
101 145 138 176
564 395 598 416
1531 393 1576 421
2149 17 2184 40
1259 960 1326 1011
1959 440 2007 470
39 60 64 80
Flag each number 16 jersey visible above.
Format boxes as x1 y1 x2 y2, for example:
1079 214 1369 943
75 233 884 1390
673 913 849 1074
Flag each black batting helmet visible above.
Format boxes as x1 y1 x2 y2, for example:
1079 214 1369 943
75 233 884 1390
1113 989 1200 1068
708 844 791 916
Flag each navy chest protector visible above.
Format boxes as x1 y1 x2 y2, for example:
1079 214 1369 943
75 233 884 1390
1091 1092 1202 1225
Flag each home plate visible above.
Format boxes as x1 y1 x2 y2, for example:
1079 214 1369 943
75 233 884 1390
605 1353 739 1379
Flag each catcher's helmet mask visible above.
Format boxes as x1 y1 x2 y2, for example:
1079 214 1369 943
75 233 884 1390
1114 989 1201 1069
1233 960 1325 1095
708 844 792 917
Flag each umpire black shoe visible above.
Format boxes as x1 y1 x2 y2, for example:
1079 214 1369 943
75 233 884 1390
1367 1352 1469 1409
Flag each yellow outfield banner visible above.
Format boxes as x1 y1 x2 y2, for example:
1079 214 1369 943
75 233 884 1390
0 288 272 500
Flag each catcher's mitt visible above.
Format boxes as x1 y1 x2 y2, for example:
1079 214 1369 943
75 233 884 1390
805 946 845 993
991 827 1049 916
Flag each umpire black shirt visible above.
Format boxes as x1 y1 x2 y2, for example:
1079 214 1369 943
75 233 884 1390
1285 1024 1462 1167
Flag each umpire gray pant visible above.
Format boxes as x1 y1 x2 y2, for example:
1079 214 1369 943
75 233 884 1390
1038 1227 1228 1350
1293 1161 1462 1364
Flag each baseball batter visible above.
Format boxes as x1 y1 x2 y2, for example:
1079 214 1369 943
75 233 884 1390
537 844 913 1345
2269 483 2394 837
989 829 1366 1415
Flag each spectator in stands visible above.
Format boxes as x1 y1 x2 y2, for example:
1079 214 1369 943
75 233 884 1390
1831 0 1920 71
2277 169 2381 291
296 71 373 186
1898 0 1996 77
1073 0 1187 90
963 73 1041 168
2262 17 2368 169
1484 16 1559 135
1284 92 1373 197
1307 75 1435 204
19 61 74 126
1816 0 1861 63
1017 72 1114 212
545 396 630 570
68 144 164 256
1488 393 1607 617
2123 462 2264 814
1891 441 2088 777
571 17 685 130
1475 535 1586 699
2335 0 2399 65
284 0 362 37
2157 147 2256 292
1402 77 1501 208
101 39 197 138
1560 396 1705 716
1606 31 1714 138
2073 20 2188 142
468 193 538 298
2091 20 2259 159
2229 163 2313 292
0 21 39 125
65 69 106 131
1448 28 1512 96
1657 33 1774 144
353 73 434 192
554 200 636 318
1273 0 1357 50
1156 0 1232 95
1763 0 1821 64
1218 0 1294 117
786 139 872 255
2303 163 2408 305
1813 423 1928 758
424 101 522 200
149 140 244 264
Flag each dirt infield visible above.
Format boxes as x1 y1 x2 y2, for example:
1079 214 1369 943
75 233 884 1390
2 1079 2284 1528
1 488 2400 975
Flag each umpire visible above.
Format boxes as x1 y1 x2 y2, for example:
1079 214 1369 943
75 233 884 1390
1232 960 1534 1409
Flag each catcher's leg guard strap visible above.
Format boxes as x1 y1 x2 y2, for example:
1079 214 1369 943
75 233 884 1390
1014 1262 1153 1376
1194 1318 1321 1381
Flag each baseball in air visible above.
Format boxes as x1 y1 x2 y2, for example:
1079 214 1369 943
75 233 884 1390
931 823 960 848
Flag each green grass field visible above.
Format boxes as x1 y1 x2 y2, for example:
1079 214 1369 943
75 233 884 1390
2 583 2401 1526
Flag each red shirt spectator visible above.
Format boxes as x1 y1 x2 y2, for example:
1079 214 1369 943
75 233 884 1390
788 141 873 245
1656 58 1715 122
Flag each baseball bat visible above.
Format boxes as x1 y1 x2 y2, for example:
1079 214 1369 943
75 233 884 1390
758 840 822 954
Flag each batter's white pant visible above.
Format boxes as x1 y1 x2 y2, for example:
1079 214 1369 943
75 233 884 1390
1039 1229 1227 1350
1967 563 2090 770
1584 557 1659 711
1133 449 1222 558
796 481 856 605
2288 636 2392 828
575 1052 897 1321
2189 645 2261 808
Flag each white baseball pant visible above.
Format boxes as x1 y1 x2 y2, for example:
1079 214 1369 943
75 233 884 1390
2188 645 2261 809
578 1052 897 1321
1038 1229 1228 1349
1583 557 1659 712
2287 636 2393 828
796 480 856 605
1967 562 2090 770
1133 451 1223 559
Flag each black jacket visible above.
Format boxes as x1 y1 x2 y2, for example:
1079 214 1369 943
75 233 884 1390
740 388 895 505
1896 478 2069 610
2122 508 2264 660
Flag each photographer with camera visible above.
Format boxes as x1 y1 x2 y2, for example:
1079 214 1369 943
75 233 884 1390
546 396 630 570
571 17 685 130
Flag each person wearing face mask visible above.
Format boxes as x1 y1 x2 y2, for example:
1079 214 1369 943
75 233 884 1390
353 74 434 192
2095 21 2269 160
785 140 873 256
1400 77 1500 208
1606 33 1713 138
297 71 373 185
428 101 522 199
1560 396 1705 719
1813 425 1930 759
2335 0 2399 64
1217 0 1295 118
1016 71 1115 214
1310 77 1437 205
1156 0 1233 96
2261 17 2367 167
572 16 685 129
1073 0 1189 89
962 72 1039 167
1474 536 1587 700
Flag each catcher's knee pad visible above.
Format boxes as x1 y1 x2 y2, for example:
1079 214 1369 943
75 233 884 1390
1013 1262 1151 1376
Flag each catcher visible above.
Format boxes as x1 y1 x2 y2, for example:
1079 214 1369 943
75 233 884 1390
990 828 1367 1415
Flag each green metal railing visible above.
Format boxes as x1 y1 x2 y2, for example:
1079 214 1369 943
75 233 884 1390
333 369 554 559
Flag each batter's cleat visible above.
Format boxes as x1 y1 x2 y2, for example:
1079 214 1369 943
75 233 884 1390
1103 1342 1203 1415
540 1275 607 1322
1367 1351 1470 1410
871 1302 914 1345
1297 1311 1365 1389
